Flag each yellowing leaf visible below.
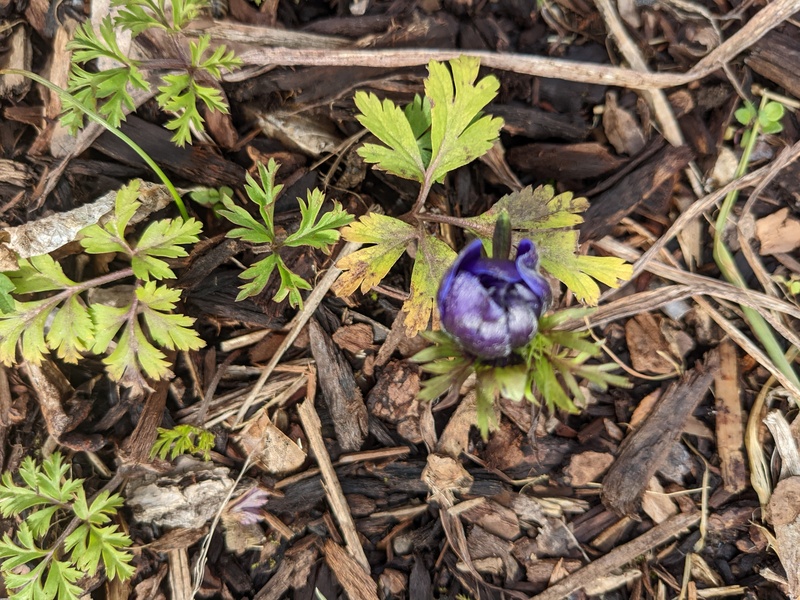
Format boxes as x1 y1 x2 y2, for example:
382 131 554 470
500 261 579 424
402 234 456 334
333 214 416 297
465 185 632 304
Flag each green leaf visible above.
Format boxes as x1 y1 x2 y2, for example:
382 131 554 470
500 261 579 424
131 216 202 280
759 101 784 124
80 181 141 255
151 424 215 460
734 102 756 126
0 274 16 314
465 185 632 304
425 56 504 183
47 296 94 363
271 259 312 308
219 160 281 243
10 255 78 294
402 234 456 334
333 213 416 296
137 282 204 351
355 91 428 182
284 188 353 250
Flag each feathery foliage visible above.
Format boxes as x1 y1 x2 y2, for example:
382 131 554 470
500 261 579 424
218 159 353 307
0 181 204 392
151 424 216 460
63 0 241 145
0 453 134 600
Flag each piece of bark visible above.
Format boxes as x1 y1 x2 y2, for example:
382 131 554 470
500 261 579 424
746 30 800 100
254 536 319 600
625 313 677 375
94 115 246 186
122 375 171 463
564 451 614 486
603 92 646 155
530 512 700 600
167 549 192 600
309 318 368 451
0 159 34 188
455 497 521 541
322 539 378 600
507 142 625 181
602 351 718 515
580 144 693 242
755 207 800 255
491 104 590 142
0 25 31 98
714 339 747 493
367 360 423 444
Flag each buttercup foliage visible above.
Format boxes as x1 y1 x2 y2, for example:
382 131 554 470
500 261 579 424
151 424 216 460
0 453 134 600
219 159 353 307
63 0 241 145
0 181 204 392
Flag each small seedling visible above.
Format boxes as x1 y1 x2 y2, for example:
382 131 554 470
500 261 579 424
151 424 216 460
0 453 134 600
218 159 353 307
63 0 241 146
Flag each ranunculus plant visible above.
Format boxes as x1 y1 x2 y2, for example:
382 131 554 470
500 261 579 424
414 212 630 438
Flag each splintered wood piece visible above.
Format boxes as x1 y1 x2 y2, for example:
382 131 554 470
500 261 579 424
93 115 247 186
167 549 192 600
625 313 678 375
746 30 800 100
298 399 370 573
755 207 800 255
714 339 747 493
602 352 718 515
322 539 378 600
530 511 700 600
308 319 368 451
580 144 693 242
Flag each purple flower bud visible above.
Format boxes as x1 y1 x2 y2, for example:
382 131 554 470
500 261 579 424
437 239 551 359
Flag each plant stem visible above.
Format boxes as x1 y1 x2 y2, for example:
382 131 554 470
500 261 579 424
713 97 800 395
0 69 189 221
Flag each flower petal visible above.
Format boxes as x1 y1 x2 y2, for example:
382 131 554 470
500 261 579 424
437 238 484 321
515 239 552 312
440 272 511 358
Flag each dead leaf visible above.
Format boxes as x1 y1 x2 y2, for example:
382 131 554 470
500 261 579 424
756 208 800 255
603 92 646 156
235 408 306 475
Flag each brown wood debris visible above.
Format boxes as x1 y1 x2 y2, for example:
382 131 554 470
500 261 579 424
602 351 719 515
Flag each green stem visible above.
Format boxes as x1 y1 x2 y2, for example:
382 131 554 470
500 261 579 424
0 69 189 221
713 97 800 395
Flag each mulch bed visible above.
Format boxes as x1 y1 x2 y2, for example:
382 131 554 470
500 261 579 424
1 0 800 598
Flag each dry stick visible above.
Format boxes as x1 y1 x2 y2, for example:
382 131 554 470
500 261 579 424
530 512 701 600
298 398 372 576
602 138 800 298
233 240 361 426
233 0 796 90
593 0 684 148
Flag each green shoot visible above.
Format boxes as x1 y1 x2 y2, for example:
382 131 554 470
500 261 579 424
715 95 800 394
151 424 215 460
0 453 134 600
63 0 242 146
218 159 353 307
0 181 204 392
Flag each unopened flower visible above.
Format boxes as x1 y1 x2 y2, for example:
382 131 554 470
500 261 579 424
437 239 551 359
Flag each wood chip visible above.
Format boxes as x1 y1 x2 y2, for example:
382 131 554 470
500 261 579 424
755 207 800 255
713 339 747 493
530 512 700 600
602 352 718 515
309 319 368 451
